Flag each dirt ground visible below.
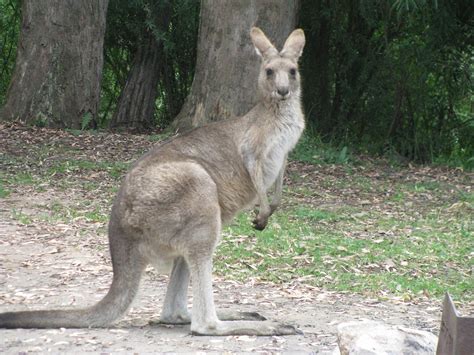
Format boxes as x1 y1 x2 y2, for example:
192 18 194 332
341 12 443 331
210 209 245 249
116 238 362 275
0 190 442 354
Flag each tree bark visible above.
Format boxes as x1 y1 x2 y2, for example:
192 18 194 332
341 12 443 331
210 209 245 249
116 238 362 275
109 3 172 131
172 0 299 132
109 33 163 131
0 0 108 128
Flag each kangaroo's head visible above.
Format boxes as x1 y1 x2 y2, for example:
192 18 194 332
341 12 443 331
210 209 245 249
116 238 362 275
250 27 305 103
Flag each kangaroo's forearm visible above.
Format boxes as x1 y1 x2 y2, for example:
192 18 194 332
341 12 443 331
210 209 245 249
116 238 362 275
270 158 286 212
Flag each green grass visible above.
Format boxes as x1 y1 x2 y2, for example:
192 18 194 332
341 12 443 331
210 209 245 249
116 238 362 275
47 159 129 180
0 180 10 198
215 199 473 302
11 209 33 225
290 134 354 165
7 172 36 185
458 191 474 204
42 201 109 224
148 132 173 142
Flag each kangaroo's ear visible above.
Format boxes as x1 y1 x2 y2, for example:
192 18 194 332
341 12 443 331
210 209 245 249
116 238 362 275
281 29 305 59
250 27 278 59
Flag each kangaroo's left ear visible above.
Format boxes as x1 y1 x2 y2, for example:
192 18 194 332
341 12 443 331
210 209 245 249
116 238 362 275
280 29 305 60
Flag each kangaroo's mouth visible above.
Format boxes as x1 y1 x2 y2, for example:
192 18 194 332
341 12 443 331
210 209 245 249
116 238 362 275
273 91 290 101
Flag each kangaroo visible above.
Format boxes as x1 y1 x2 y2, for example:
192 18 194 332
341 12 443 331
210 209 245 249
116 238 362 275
0 27 306 336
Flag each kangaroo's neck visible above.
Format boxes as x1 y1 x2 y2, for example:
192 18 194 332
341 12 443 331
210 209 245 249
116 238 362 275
254 92 305 131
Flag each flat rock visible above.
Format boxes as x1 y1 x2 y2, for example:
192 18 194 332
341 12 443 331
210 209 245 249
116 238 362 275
337 320 437 355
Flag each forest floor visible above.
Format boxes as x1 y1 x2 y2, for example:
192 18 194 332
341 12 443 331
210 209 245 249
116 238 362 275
0 123 472 353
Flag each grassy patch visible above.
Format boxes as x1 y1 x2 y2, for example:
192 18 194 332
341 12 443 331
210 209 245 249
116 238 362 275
215 197 473 302
0 180 10 198
11 209 33 225
148 132 173 142
458 191 474 205
7 172 36 185
290 134 354 165
291 206 339 223
48 159 129 180
41 201 109 224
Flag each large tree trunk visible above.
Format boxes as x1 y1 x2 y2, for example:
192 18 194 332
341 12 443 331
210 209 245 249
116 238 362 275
0 0 108 128
172 0 299 132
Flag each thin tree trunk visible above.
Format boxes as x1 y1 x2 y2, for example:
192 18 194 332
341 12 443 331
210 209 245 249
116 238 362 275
109 34 162 131
330 70 342 129
387 81 405 140
0 0 108 128
172 0 299 132
160 52 185 125
109 4 171 131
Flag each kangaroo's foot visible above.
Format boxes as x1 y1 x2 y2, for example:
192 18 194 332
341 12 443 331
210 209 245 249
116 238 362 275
191 319 302 336
217 310 267 321
153 310 267 325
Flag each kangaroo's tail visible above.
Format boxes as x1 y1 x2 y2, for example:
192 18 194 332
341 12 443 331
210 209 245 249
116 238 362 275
0 225 146 328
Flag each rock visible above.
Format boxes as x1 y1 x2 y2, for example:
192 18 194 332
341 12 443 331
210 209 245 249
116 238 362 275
337 320 437 355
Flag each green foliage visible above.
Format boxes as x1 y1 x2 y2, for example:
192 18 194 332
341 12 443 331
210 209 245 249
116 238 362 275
81 112 93 130
0 0 20 106
290 133 354 165
299 0 474 166
1 0 471 167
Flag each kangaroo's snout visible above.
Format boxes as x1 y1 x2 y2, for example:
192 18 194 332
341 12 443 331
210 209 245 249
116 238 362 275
276 87 289 99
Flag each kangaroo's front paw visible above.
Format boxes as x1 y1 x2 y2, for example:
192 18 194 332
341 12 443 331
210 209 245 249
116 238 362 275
252 215 268 230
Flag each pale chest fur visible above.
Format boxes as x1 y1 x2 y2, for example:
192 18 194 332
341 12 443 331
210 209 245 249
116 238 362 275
240 102 305 192
261 106 304 188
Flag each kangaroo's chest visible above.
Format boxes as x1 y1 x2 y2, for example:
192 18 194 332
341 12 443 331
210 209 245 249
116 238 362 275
261 115 304 188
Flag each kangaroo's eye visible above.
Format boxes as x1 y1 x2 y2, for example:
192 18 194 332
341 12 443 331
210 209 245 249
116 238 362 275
289 68 297 76
266 68 273 77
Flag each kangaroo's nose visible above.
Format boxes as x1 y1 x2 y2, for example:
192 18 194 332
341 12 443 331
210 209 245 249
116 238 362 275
277 88 289 97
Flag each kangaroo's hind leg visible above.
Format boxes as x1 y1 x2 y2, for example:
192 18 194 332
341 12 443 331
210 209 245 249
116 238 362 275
158 256 191 324
187 247 299 336
180 175 299 336
157 255 265 325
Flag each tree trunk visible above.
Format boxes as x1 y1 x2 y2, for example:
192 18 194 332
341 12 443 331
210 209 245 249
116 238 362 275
109 33 163 131
172 0 299 132
109 3 171 131
0 0 108 128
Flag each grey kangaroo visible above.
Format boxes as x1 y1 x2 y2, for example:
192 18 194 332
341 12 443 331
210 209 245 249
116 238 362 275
0 27 306 336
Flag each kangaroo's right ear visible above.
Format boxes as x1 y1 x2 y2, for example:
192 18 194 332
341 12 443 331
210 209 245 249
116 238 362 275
281 28 305 59
250 27 278 59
